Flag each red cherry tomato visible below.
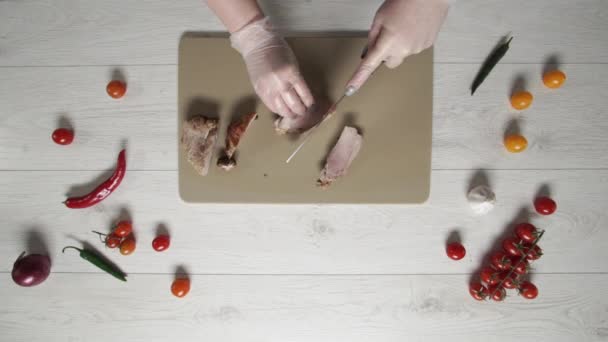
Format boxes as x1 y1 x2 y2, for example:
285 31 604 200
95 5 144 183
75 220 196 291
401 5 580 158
171 278 190 298
469 282 489 301
534 197 556 215
152 235 171 252
52 128 74 145
511 257 529 275
113 221 132 238
106 80 127 99
105 233 122 249
502 273 519 289
490 251 512 271
502 238 523 257
119 236 136 255
515 223 539 243
525 244 543 261
446 242 466 260
488 285 506 301
480 267 501 286
519 281 538 299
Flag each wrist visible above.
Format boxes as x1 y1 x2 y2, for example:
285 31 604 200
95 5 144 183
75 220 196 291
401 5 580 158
230 17 283 57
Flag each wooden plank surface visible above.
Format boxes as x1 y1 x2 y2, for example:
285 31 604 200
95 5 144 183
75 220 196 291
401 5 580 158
0 0 607 66
1 273 606 342
1 169 605 274
1 64 607 171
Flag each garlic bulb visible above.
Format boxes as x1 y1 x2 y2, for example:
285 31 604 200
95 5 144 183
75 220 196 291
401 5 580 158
467 185 496 215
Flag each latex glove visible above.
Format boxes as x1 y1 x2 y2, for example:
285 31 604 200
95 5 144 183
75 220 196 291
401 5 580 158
347 0 449 92
230 18 314 118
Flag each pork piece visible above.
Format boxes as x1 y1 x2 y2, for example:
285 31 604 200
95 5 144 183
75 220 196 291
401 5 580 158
181 115 219 176
317 126 363 188
217 112 257 171
274 101 328 135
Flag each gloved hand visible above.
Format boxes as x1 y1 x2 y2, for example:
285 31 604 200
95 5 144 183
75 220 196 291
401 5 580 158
230 18 314 118
347 0 449 92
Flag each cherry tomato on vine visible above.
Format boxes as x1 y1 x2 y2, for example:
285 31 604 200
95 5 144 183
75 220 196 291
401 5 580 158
105 233 122 249
480 267 501 286
113 221 132 238
469 282 489 301
106 80 127 99
152 235 171 252
119 236 136 255
519 281 538 299
490 251 512 271
446 242 466 260
534 197 557 215
171 278 190 298
515 223 539 243
488 285 506 301
503 238 523 257
525 244 543 261
543 70 566 89
502 274 519 289
511 258 530 275
52 128 74 145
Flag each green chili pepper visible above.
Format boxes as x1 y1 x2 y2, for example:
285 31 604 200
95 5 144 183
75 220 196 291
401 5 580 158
62 246 127 282
471 37 513 95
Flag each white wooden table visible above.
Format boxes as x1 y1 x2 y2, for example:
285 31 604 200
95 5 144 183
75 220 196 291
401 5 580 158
1 1 607 341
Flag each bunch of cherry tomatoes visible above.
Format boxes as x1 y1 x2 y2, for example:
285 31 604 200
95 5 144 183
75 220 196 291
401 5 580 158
504 69 567 153
93 221 171 254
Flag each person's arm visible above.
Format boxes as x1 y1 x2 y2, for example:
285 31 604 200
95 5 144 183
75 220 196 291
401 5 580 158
204 0 314 118
205 0 263 33
347 0 450 93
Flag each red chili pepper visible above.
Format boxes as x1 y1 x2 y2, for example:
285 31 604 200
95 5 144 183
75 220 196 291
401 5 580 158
64 150 126 209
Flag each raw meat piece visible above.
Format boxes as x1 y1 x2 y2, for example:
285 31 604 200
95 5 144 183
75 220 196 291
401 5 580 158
317 126 363 188
274 101 329 135
217 112 257 171
181 115 219 176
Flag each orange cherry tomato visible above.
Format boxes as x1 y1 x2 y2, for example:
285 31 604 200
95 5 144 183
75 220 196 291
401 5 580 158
543 70 566 89
119 236 136 255
510 91 533 110
113 221 132 238
171 278 190 298
106 80 127 99
504 134 528 153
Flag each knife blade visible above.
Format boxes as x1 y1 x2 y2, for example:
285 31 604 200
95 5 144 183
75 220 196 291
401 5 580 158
285 86 355 163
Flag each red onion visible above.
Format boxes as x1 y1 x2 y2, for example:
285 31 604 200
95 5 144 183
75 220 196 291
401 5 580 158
12 252 51 287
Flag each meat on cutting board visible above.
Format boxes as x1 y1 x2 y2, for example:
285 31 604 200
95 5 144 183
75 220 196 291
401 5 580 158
218 112 257 171
274 101 329 135
317 126 363 188
181 115 219 176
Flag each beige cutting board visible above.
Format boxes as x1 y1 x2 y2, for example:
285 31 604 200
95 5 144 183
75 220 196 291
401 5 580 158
178 35 432 204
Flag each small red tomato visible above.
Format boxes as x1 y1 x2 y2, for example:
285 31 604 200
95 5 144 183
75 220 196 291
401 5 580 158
152 235 170 252
511 258 530 275
119 236 136 255
515 223 539 243
502 273 519 289
469 282 489 301
480 267 501 286
490 251 512 271
171 278 190 298
446 242 466 260
106 80 127 99
503 238 523 257
519 281 538 299
52 128 74 145
113 221 132 238
534 197 556 215
488 285 507 301
525 244 543 261
105 233 122 249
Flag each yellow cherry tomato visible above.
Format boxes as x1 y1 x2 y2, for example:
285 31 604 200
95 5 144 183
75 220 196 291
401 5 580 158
119 236 136 255
510 91 533 110
504 134 528 153
543 70 566 89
